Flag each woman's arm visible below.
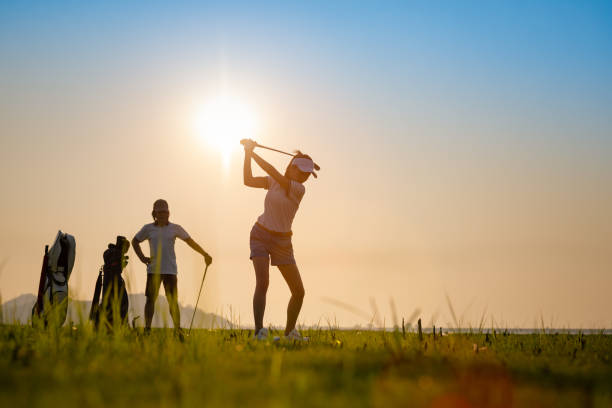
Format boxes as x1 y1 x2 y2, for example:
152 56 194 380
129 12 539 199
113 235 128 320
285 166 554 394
251 151 290 191
243 143 268 188
183 237 212 266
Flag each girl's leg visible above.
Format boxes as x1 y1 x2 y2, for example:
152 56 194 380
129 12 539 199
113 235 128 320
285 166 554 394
163 275 181 329
144 273 162 330
277 263 305 336
252 256 270 333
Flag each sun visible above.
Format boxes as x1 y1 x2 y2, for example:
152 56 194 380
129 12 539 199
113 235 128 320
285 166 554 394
194 95 257 164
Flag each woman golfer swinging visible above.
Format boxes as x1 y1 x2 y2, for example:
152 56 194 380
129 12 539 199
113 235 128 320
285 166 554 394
241 139 318 341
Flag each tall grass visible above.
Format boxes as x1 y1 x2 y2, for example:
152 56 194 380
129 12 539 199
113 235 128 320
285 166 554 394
1 321 611 407
3 287 611 406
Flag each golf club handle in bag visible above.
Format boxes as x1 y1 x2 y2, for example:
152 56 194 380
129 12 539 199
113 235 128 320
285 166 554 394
89 267 103 321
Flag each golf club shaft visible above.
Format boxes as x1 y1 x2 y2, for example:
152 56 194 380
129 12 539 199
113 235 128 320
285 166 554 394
255 143 295 157
253 142 320 171
189 263 209 333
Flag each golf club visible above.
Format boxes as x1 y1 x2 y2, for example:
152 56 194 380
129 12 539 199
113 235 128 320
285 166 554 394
254 143 295 157
240 139 321 170
188 263 210 334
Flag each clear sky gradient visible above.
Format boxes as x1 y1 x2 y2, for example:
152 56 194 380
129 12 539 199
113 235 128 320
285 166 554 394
1 1 611 328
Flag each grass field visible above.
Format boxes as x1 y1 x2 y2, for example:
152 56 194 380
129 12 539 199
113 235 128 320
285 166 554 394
1 324 611 407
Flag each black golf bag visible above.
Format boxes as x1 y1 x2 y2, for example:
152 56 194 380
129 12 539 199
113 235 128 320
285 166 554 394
32 231 76 326
89 236 130 328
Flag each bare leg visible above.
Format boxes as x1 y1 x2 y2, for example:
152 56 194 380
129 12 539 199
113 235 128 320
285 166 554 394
168 299 181 329
164 276 181 329
144 273 161 330
252 256 270 333
277 263 305 336
144 297 155 329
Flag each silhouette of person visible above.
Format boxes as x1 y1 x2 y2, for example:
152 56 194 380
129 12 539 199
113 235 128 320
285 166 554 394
242 139 318 341
132 199 212 332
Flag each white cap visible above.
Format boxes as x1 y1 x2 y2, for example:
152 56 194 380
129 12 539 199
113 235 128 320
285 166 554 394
293 157 318 178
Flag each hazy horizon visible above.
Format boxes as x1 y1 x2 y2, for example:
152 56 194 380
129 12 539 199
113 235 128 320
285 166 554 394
1 1 611 329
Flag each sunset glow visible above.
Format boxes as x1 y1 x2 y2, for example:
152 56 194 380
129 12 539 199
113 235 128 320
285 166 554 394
194 95 257 164
1 1 611 330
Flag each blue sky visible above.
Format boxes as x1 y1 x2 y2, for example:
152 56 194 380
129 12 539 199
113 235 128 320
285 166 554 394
3 1 611 147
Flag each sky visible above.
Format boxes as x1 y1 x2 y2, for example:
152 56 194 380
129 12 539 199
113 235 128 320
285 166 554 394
1 1 611 328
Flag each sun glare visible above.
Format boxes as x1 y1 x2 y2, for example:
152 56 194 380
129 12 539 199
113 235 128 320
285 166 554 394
194 95 257 165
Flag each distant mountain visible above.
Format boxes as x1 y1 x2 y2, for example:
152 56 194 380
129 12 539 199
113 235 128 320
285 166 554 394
1 293 231 328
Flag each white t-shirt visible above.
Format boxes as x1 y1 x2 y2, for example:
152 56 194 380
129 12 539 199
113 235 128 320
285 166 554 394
134 222 190 275
257 176 306 233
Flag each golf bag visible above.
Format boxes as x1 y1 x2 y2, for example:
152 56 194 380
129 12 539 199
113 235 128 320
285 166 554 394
32 231 76 326
89 236 130 327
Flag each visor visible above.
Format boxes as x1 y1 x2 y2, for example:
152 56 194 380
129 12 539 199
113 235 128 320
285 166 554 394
293 158 314 173
292 157 320 178
291 157 321 178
